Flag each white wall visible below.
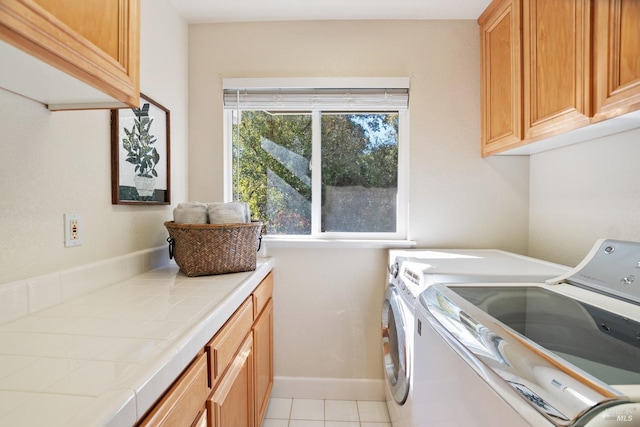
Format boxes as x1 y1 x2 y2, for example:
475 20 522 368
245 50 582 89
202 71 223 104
188 20 531 393
529 127 640 267
0 0 188 284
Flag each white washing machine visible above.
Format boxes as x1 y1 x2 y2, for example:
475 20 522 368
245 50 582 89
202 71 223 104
382 249 569 427
413 239 640 426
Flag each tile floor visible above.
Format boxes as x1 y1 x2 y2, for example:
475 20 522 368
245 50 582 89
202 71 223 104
263 398 391 427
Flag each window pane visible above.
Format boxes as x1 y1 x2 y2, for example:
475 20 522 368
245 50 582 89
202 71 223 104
232 111 312 235
321 113 398 232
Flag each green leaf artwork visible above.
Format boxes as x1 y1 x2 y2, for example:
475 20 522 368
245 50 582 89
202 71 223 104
122 103 159 178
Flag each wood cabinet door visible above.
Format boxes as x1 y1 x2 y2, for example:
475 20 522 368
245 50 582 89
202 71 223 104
254 299 273 426
138 352 209 427
193 409 208 427
32 0 122 61
592 0 640 122
479 0 523 156
523 0 591 140
208 334 255 427
0 0 140 109
207 297 253 389
253 272 273 318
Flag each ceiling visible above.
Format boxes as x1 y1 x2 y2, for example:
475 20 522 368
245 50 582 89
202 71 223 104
169 0 492 23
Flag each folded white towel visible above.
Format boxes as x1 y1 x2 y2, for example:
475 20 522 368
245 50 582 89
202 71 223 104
173 202 208 224
207 202 251 224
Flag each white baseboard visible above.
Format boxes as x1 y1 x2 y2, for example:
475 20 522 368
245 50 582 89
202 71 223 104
271 376 385 401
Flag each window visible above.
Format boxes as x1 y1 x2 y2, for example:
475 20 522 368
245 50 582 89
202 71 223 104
223 78 409 240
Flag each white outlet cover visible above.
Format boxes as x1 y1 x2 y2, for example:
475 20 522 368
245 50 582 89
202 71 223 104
64 213 82 247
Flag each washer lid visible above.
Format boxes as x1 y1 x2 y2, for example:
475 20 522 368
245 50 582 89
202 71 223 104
420 283 629 427
547 239 640 305
449 285 640 386
395 249 568 295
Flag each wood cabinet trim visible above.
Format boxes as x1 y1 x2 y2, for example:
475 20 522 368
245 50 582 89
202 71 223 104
0 0 139 109
592 0 640 122
193 409 208 427
479 0 636 156
254 299 274 426
208 333 255 427
522 0 591 140
479 0 523 156
253 271 273 318
137 351 209 427
207 297 254 387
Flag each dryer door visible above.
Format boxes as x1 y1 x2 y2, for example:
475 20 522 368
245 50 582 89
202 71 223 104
381 284 410 404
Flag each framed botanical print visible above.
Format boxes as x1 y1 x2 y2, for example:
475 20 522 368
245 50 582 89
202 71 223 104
111 93 171 204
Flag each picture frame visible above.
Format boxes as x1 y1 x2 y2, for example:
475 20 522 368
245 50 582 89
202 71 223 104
111 93 171 205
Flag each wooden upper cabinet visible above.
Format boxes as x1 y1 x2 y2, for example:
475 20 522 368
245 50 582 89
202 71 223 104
592 0 640 122
479 0 640 156
479 0 523 156
0 0 139 110
523 0 591 140
33 0 121 60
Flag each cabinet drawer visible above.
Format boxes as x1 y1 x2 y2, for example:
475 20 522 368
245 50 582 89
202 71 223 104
207 297 253 386
138 351 208 426
207 333 254 427
253 272 273 318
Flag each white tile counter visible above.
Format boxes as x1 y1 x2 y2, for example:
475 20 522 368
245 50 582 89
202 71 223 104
0 258 274 427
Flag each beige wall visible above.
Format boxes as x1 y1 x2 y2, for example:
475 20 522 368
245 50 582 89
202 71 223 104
188 20 531 386
529 127 640 267
0 0 188 284
189 21 530 254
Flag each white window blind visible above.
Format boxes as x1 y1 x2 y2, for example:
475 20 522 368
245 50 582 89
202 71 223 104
223 77 409 111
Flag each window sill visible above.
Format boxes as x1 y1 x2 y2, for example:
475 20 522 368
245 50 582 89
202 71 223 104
261 236 417 249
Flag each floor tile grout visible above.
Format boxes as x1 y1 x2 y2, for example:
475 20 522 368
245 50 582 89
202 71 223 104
263 398 391 426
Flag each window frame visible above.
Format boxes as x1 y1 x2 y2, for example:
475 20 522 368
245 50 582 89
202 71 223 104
222 78 410 242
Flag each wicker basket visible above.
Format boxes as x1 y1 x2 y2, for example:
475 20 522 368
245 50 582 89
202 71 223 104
165 221 262 277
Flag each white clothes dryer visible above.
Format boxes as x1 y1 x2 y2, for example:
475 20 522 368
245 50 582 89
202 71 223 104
382 249 569 427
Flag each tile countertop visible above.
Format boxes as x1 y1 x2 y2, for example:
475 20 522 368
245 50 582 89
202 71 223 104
0 258 274 427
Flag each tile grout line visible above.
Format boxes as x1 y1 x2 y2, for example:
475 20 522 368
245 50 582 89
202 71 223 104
264 398 390 426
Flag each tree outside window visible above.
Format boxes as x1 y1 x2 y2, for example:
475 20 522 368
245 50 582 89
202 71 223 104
232 110 399 236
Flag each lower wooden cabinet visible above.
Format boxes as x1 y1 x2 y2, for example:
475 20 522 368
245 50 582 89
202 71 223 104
137 352 209 427
137 272 274 427
194 410 208 427
253 299 273 426
207 298 254 387
208 334 254 427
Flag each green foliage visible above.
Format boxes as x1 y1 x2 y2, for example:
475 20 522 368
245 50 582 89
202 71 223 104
232 110 398 234
233 111 312 223
321 113 398 188
122 103 160 178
